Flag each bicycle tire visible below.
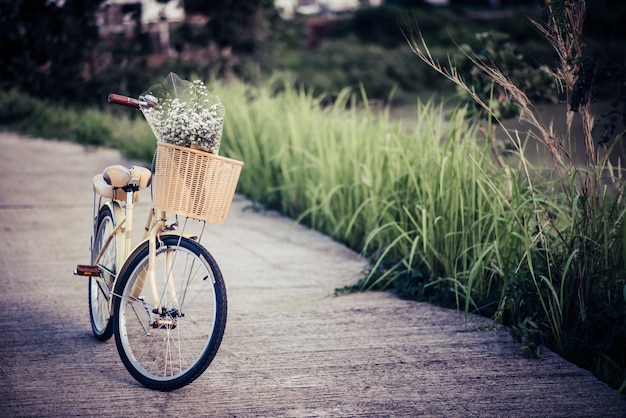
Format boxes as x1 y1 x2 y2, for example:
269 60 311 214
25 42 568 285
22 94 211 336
112 235 227 391
89 206 116 341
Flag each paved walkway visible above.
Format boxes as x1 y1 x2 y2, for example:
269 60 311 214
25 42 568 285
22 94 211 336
1 132 625 417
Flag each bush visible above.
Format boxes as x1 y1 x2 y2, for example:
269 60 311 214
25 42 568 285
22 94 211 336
71 110 112 146
0 89 39 124
294 37 451 104
0 90 155 161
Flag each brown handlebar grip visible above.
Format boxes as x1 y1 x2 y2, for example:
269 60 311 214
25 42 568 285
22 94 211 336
108 93 144 109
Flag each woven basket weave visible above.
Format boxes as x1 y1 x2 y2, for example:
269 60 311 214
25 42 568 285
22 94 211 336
152 142 243 224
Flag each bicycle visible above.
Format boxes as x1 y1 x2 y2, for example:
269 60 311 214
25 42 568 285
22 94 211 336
75 90 243 391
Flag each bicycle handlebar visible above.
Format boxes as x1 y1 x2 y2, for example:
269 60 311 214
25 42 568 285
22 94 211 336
108 93 154 109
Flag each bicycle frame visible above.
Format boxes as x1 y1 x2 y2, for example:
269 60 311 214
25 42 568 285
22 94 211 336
90 186 182 317
76 85 233 390
81 94 215 322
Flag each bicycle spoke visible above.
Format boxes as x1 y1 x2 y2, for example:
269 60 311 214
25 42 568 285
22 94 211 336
114 236 226 390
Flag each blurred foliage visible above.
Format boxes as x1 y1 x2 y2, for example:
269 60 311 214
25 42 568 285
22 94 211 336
0 0 104 103
280 4 557 104
1 1 624 115
292 36 441 103
584 0 626 40
454 31 558 120
183 0 278 53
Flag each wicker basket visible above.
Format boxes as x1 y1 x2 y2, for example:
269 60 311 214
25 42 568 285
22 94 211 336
152 142 243 224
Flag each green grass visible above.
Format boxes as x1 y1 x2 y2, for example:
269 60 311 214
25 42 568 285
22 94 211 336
211 79 553 334
0 89 156 161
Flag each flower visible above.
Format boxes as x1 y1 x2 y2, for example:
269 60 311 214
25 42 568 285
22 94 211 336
141 73 225 154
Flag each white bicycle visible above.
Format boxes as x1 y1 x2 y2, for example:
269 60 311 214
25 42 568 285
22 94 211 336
75 87 243 391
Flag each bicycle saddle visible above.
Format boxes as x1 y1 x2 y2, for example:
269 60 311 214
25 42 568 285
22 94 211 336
103 165 152 188
93 165 152 202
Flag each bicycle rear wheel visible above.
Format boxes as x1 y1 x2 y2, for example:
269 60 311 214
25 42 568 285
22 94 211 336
112 235 227 391
89 206 116 340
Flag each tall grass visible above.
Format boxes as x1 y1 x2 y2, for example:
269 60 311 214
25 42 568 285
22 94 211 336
404 0 626 390
212 77 530 314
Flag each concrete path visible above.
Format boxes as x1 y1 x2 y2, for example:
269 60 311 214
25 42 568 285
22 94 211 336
1 132 624 417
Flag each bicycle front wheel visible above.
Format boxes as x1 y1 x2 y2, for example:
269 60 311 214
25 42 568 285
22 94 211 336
90 206 116 341
112 235 227 391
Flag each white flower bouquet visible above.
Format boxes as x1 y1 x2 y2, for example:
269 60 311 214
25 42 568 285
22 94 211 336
141 72 225 154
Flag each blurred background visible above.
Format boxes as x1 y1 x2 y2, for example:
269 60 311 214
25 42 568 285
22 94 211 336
1 0 624 107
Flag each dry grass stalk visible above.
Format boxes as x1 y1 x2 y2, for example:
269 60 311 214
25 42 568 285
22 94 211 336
403 26 546 237
405 0 626 213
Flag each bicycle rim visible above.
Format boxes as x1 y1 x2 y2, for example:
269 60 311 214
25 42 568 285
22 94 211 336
113 236 227 391
89 206 115 340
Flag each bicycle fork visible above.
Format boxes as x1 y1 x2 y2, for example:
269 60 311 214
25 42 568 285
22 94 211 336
130 211 182 329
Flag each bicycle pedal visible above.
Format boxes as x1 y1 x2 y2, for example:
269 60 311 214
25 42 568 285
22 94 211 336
74 265 101 277
152 318 177 329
